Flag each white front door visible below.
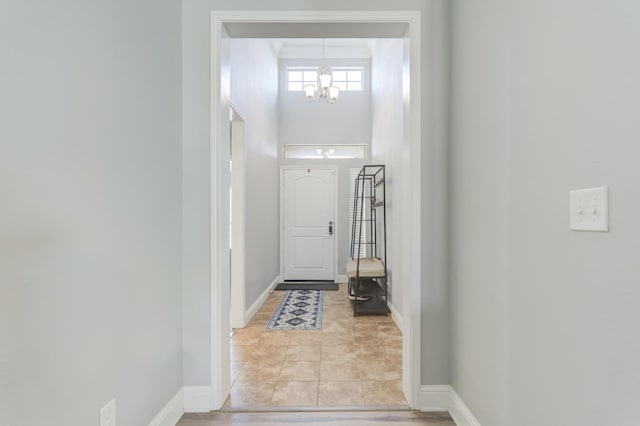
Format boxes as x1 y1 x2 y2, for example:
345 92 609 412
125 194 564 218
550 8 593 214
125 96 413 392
282 168 336 281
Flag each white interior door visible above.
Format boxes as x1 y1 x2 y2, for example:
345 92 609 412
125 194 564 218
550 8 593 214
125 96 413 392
282 168 335 281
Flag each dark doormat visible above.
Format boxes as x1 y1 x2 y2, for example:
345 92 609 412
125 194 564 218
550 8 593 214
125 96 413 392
275 281 339 291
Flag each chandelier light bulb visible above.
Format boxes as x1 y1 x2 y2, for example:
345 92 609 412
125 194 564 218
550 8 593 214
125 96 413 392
304 84 316 99
302 40 338 104
328 86 339 103
319 70 332 89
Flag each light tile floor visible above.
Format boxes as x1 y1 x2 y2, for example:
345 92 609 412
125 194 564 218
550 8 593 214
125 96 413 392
226 284 406 408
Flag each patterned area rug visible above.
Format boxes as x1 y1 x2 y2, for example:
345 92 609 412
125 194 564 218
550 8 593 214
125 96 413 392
266 289 324 330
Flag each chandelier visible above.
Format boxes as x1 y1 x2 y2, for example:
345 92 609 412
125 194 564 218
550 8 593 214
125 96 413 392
303 40 339 104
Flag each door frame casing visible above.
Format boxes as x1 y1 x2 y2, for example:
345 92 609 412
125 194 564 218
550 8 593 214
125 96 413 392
208 10 423 409
280 165 339 282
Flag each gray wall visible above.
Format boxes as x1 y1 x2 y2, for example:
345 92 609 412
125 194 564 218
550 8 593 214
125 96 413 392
230 39 280 308
182 0 450 389
182 1 212 387
450 0 640 424
0 0 182 425
449 0 509 424
278 57 371 275
371 39 405 318
420 0 451 386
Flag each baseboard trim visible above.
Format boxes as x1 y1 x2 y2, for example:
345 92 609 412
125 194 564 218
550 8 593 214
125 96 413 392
245 275 280 324
449 388 481 426
336 274 348 283
417 385 450 412
183 386 213 414
416 386 481 426
148 388 184 426
388 301 404 332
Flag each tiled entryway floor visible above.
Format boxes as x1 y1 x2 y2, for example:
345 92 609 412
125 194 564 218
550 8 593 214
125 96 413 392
226 284 406 408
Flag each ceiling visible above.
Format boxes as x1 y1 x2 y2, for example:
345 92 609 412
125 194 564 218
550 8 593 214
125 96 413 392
274 39 374 59
222 22 407 59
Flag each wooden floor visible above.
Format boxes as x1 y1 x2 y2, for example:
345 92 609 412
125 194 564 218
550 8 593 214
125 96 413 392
177 410 456 426
227 284 405 408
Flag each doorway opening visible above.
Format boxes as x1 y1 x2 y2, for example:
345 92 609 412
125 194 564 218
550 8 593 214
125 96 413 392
208 10 424 411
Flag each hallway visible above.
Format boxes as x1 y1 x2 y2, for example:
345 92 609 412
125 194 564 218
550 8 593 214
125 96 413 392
6 1 640 425
226 284 406 408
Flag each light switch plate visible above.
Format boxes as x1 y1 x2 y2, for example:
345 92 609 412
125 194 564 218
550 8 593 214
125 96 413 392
570 186 608 231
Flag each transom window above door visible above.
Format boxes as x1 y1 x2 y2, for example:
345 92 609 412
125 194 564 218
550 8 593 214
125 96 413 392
287 67 319 91
330 67 363 91
287 67 365 92
283 144 367 160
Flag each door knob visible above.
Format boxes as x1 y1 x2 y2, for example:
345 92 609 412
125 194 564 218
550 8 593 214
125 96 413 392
328 221 333 235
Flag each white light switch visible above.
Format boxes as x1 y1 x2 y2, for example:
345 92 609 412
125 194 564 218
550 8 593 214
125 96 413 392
570 186 608 232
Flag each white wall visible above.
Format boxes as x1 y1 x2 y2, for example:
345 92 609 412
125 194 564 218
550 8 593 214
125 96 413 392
0 1 182 425
279 58 371 145
450 0 640 424
230 39 280 307
279 57 371 274
182 0 450 389
371 39 405 319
